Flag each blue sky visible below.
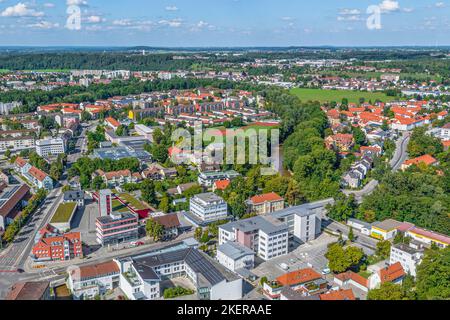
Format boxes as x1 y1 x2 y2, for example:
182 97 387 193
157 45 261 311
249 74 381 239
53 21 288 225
0 0 449 46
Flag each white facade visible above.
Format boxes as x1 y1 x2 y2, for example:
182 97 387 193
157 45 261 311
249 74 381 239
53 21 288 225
210 278 243 300
216 242 255 272
258 228 289 261
190 193 228 223
390 244 424 277
67 270 119 300
0 136 35 152
36 138 65 157
293 213 317 243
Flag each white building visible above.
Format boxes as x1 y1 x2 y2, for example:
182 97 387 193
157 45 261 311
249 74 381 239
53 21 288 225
115 242 243 300
36 138 65 157
0 136 35 153
188 193 228 225
0 102 21 115
67 260 121 300
217 241 255 272
347 218 372 236
219 215 289 261
389 242 424 277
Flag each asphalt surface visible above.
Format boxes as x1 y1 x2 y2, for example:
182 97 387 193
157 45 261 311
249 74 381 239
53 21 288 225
343 132 410 202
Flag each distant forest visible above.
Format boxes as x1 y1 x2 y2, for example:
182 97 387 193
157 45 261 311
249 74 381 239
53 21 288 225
0 48 449 71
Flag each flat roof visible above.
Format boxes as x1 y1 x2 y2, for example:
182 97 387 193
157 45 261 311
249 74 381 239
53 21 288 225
218 241 254 260
372 219 403 231
50 202 77 224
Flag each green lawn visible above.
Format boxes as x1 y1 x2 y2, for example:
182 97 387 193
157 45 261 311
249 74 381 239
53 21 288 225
358 270 373 279
112 199 130 213
51 202 77 223
118 193 148 210
290 88 397 104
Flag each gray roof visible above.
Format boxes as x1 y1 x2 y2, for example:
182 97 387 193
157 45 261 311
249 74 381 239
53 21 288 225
193 192 225 203
348 218 372 229
220 215 287 235
63 190 84 201
129 244 229 287
280 287 321 301
218 242 254 260
372 219 403 231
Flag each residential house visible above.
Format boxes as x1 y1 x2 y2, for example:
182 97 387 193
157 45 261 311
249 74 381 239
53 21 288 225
31 224 83 262
67 260 121 300
246 192 285 215
151 213 181 239
325 134 355 152
368 262 405 289
263 268 326 300
401 154 439 171
63 190 85 207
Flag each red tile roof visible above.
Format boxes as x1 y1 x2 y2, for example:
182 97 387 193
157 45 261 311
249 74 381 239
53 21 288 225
319 289 356 301
277 268 322 287
214 179 230 190
250 192 284 204
5 281 49 300
335 271 369 288
106 117 120 128
379 262 405 284
28 166 49 182
14 156 27 168
74 260 120 280
403 154 438 167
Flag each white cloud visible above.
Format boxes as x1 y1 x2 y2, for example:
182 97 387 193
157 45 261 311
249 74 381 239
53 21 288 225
66 0 88 6
281 16 294 21
435 2 445 8
337 15 363 22
339 9 361 15
165 5 178 11
85 15 105 23
43 3 55 8
1 3 44 17
27 20 59 29
158 18 182 27
379 0 400 13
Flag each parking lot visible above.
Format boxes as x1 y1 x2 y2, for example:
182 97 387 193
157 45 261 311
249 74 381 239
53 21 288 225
71 200 99 246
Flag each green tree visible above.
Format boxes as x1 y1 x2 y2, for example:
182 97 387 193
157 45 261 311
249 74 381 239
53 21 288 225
368 282 405 300
348 227 355 242
141 179 156 205
376 240 392 259
145 219 164 241
415 247 450 300
158 196 170 213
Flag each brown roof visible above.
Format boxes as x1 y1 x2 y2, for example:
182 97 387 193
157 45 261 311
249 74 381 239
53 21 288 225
5 281 49 300
74 260 120 281
153 213 181 229
249 192 284 205
379 262 405 283
335 271 369 288
14 156 27 168
277 268 322 287
28 166 49 182
0 184 31 218
103 169 131 180
319 289 356 301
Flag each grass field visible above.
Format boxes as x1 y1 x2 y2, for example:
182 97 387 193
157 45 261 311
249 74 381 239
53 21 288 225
118 193 148 210
290 88 397 104
51 202 77 223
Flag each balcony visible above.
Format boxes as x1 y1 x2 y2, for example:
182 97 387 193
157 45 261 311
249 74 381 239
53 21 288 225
123 271 142 287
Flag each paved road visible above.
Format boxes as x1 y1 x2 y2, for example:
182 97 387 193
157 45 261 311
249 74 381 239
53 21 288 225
322 219 377 254
343 132 410 202
0 188 62 270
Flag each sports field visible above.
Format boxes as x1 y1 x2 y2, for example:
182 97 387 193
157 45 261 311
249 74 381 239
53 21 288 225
290 88 397 104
